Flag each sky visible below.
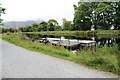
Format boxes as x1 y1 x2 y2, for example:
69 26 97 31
1 0 79 25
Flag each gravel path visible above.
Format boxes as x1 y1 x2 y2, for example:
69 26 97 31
1 40 118 78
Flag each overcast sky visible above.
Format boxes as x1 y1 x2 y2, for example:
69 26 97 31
1 0 79 25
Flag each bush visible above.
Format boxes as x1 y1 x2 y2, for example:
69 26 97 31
85 57 106 66
55 51 70 57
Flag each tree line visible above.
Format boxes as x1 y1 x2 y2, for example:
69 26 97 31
1 2 120 33
19 19 62 32
73 2 120 30
1 18 73 33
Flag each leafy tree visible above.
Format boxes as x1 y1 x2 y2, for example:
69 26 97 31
94 2 115 30
48 19 58 26
0 27 8 33
19 27 24 32
54 26 62 31
27 26 33 32
90 2 99 30
62 18 72 30
114 2 120 30
31 23 39 32
8 28 18 33
48 19 59 31
0 4 5 24
40 21 48 31
47 25 54 31
73 2 92 31
73 2 119 30
38 25 44 31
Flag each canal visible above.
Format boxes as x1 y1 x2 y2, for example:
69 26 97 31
24 33 120 47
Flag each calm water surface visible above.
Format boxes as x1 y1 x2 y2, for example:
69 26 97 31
24 34 120 47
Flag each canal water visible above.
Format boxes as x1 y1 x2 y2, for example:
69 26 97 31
24 33 120 47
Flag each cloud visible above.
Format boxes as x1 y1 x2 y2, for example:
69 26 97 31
1 0 79 25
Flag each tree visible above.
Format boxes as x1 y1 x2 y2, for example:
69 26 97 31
0 4 6 24
38 25 44 31
114 2 120 30
62 18 72 30
8 28 18 33
90 2 99 30
0 27 8 33
31 23 39 32
94 2 115 30
48 19 58 26
73 2 118 30
73 2 92 31
48 19 59 31
54 25 62 31
40 21 48 31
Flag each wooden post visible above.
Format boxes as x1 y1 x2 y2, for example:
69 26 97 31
91 43 94 55
94 42 96 52
68 39 70 46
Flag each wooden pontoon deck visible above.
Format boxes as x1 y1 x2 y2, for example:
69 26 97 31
39 38 96 49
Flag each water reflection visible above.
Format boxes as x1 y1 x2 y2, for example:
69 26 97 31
24 34 120 47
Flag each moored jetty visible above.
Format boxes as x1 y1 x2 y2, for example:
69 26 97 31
39 37 96 50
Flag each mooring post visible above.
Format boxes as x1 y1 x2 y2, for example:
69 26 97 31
68 39 70 46
78 40 79 44
60 37 62 45
91 43 94 55
95 42 96 52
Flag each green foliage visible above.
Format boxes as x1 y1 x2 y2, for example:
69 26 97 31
18 19 62 32
0 4 6 24
76 44 119 74
94 2 115 30
8 28 18 33
73 2 120 30
0 27 7 33
31 23 39 32
73 2 92 30
114 2 120 30
47 19 62 31
62 18 72 30
48 19 58 26
24 30 120 37
85 57 106 66
40 21 48 31
97 30 120 35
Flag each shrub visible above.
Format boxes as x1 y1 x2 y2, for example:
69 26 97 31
85 57 106 66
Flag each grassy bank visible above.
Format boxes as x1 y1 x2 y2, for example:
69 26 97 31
24 30 120 38
2 33 119 75
0 34 2 39
25 30 120 36
97 30 120 35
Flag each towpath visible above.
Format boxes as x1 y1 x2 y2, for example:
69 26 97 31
1 40 118 78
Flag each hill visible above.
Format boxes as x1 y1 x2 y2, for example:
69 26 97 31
2 20 43 28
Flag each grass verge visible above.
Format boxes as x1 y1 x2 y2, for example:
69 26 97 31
2 33 119 75
24 30 120 38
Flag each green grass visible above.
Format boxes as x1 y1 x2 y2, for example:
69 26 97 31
0 34 2 39
24 30 120 38
97 30 120 35
2 33 119 75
